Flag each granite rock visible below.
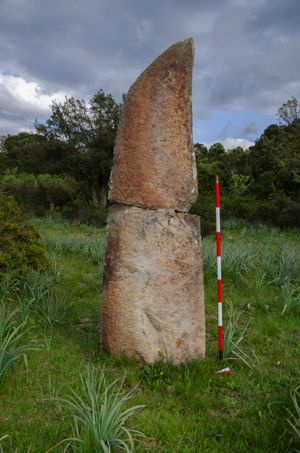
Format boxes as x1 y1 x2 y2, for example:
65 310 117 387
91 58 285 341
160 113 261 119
101 205 205 364
108 38 198 211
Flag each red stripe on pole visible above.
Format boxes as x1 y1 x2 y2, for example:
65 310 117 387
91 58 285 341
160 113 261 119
215 177 220 208
215 175 223 360
216 232 221 256
217 279 222 302
218 326 223 351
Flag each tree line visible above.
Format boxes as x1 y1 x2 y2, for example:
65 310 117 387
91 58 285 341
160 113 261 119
192 97 300 233
0 92 299 232
0 90 122 224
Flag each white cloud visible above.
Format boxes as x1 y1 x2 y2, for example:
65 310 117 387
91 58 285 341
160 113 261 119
204 137 254 150
0 0 299 140
0 73 69 134
0 74 66 114
221 137 254 150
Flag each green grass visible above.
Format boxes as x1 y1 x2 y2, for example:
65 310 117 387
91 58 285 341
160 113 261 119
0 217 299 452
49 366 145 452
0 306 36 388
287 385 300 445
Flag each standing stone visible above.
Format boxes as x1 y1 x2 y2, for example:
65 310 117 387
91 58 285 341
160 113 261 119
108 38 198 212
101 205 205 364
101 38 206 363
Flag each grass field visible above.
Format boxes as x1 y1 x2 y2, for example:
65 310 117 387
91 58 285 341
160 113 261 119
0 217 300 452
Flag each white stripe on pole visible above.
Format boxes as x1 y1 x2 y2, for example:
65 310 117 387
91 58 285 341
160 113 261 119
216 207 221 232
217 256 222 279
218 303 223 326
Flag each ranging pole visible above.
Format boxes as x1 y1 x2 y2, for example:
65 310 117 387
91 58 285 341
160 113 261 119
215 176 223 360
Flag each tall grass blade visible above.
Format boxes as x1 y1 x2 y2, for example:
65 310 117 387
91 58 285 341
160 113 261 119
281 284 300 315
286 385 300 444
52 366 145 452
21 270 72 327
223 302 251 367
265 248 300 287
0 306 36 387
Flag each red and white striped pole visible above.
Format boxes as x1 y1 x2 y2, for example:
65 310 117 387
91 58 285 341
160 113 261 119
215 176 223 360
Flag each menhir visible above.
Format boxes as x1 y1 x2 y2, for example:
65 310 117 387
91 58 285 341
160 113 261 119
101 38 206 364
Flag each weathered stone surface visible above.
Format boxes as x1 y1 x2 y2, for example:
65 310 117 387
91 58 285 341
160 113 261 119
101 205 205 364
108 38 198 211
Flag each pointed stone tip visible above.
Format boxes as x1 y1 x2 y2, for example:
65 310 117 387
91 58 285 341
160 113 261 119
177 37 194 47
164 37 194 60
109 37 197 211
174 37 194 49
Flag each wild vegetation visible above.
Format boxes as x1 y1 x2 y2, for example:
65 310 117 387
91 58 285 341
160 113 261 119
0 95 299 450
0 194 48 275
0 217 299 452
192 106 300 234
0 90 122 224
0 95 299 231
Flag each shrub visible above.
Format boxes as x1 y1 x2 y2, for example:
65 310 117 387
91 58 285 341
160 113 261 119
61 198 107 226
0 194 48 275
51 366 145 452
0 169 78 215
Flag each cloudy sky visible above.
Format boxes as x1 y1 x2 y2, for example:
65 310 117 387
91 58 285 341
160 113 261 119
0 0 299 148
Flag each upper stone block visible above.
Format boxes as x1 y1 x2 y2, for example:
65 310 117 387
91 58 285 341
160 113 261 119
109 38 198 211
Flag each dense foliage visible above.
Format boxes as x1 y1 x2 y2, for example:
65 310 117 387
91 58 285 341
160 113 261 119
0 95 299 231
0 194 48 274
192 116 300 234
1 170 77 214
0 89 122 224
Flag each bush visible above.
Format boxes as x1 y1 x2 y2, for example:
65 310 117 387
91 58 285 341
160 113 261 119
0 194 48 275
255 194 300 229
0 169 77 215
191 190 300 234
61 198 107 226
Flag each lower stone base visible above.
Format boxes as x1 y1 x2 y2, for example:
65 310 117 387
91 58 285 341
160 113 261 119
101 205 206 364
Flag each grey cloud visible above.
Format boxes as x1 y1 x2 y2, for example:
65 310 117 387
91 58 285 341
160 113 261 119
0 0 299 135
0 114 33 135
241 122 259 137
219 122 233 140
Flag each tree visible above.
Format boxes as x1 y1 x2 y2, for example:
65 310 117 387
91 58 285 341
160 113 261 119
208 142 225 159
194 143 208 158
277 96 300 125
35 90 123 206
2 132 67 176
35 97 93 149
